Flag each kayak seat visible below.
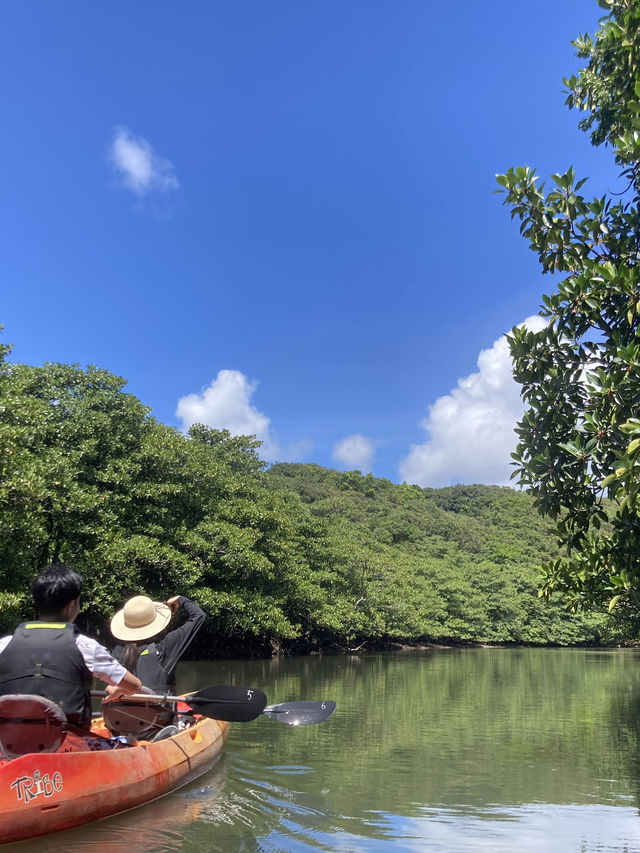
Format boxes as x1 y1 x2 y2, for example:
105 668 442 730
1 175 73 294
0 694 68 759
102 700 174 739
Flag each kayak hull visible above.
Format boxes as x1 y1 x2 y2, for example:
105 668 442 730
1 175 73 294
0 716 228 844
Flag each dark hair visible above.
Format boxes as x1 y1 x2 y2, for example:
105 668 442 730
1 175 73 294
119 643 140 674
31 564 83 616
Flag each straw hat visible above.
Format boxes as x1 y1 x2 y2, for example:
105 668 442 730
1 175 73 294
110 595 171 642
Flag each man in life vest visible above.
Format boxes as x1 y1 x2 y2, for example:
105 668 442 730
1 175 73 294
0 564 142 732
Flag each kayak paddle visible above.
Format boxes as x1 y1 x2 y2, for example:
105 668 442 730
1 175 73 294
92 687 336 725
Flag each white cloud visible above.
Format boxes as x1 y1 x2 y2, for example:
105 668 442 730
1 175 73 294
176 369 311 463
108 126 179 196
332 434 376 472
398 315 548 488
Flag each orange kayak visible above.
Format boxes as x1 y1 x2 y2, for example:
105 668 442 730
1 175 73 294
0 715 228 844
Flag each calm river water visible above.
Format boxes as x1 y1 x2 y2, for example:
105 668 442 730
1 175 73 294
11 648 640 852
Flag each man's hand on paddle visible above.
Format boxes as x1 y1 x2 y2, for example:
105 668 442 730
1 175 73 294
103 670 143 702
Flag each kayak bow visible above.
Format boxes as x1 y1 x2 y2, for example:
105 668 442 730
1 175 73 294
0 714 227 844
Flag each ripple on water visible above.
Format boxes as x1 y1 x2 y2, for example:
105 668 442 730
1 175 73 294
265 765 314 775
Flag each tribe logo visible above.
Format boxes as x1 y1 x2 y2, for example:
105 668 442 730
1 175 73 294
10 769 63 803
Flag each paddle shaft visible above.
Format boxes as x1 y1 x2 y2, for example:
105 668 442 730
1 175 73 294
93 691 214 704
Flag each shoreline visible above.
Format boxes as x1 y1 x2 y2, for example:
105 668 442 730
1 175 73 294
188 634 636 660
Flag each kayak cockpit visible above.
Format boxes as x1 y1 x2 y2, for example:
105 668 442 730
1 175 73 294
0 693 197 760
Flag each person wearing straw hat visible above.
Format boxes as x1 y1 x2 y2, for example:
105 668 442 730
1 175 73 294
110 594 205 694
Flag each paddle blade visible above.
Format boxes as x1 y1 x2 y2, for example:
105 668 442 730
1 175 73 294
186 685 268 722
262 700 336 726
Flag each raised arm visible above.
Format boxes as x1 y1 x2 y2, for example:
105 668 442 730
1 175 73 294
158 596 206 676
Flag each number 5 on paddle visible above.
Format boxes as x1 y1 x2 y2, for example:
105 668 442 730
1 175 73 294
183 685 268 722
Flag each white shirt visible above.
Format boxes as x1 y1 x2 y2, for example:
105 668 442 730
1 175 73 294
0 632 128 686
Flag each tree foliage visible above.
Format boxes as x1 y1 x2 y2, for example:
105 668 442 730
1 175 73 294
0 329 614 651
497 0 640 615
0 349 333 646
267 465 608 646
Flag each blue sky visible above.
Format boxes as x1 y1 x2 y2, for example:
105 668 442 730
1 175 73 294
0 1 620 485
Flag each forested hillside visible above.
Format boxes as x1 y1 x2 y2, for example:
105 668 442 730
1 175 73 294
0 340 620 655
265 464 608 647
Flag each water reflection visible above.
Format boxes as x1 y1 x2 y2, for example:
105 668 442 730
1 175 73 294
369 804 640 852
186 649 640 810
9 649 640 851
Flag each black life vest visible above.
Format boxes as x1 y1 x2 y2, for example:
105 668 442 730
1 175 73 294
0 622 92 729
113 642 172 694
136 643 171 693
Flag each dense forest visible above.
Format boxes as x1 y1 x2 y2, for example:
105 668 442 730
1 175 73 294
0 336 627 655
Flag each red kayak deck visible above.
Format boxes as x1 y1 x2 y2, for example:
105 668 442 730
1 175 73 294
0 716 228 844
